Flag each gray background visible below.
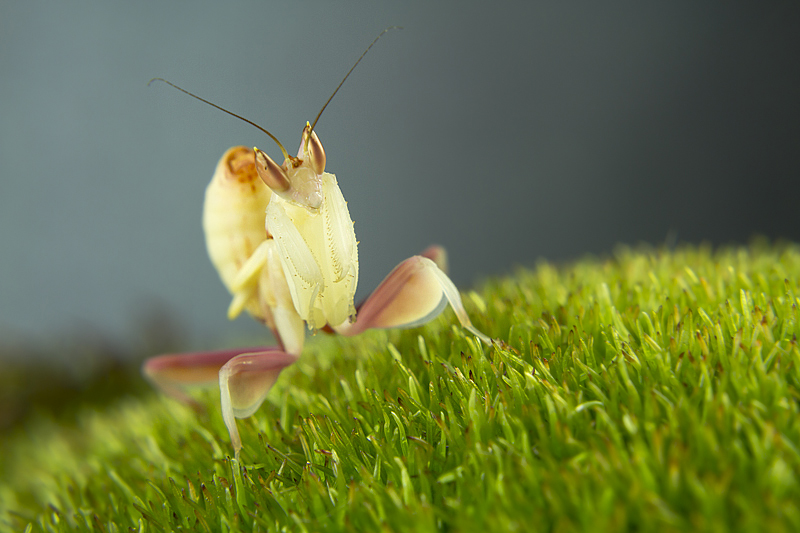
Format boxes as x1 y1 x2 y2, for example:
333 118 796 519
2 2 799 352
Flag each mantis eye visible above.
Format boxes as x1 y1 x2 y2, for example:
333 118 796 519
302 124 326 175
254 148 291 192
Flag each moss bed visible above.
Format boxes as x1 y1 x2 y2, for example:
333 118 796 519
2 242 800 532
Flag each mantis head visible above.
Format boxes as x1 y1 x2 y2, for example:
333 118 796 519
254 124 326 210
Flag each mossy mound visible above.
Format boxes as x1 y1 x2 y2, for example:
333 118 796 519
3 242 800 532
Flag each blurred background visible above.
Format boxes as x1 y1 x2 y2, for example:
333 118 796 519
2 2 799 356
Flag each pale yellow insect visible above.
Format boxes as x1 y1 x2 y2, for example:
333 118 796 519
144 31 489 459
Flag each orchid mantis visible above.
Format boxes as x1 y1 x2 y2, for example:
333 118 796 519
144 35 489 459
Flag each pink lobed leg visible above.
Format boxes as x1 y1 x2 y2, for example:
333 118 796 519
334 254 490 344
143 346 297 458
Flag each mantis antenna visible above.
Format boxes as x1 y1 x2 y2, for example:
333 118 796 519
305 26 401 151
149 26 400 163
148 77 290 161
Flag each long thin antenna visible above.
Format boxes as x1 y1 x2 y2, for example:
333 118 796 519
151 27 399 162
148 77 290 161
307 26 402 136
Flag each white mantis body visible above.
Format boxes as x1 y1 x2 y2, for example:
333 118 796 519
144 36 489 458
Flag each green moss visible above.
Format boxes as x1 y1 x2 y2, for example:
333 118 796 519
3 243 800 532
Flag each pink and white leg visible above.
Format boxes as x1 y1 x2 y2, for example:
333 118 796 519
335 250 490 344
